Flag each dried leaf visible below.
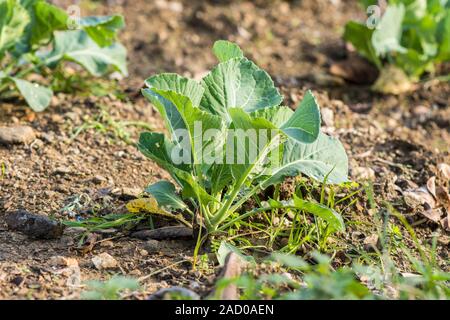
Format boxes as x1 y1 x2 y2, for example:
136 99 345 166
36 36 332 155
436 186 450 208
126 197 163 213
437 163 450 181
403 186 441 223
126 197 192 228
421 209 442 223
426 176 437 199
403 187 435 209
440 217 449 232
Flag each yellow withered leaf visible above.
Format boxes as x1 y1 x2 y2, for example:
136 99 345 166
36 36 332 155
126 197 163 213
126 197 192 228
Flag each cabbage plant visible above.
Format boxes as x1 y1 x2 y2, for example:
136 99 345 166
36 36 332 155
139 41 348 234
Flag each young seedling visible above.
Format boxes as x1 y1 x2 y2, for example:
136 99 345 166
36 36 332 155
138 40 348 239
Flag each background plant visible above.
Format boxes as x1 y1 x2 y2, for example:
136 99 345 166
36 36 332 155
138 40 348 239
0 0 127 111
345 0 450 83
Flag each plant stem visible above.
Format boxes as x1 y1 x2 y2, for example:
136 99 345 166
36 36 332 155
216 207 273 232
228 185 261 213
192 227 207 270
200 204 212 230
209 136 280 229
209 173 247 229
0 83 10 96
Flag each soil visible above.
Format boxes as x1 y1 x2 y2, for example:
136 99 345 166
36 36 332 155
0 0 448 299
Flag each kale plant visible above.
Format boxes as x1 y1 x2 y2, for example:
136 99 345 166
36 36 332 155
0 0 127 111
139 40 348 234
344 0 449 82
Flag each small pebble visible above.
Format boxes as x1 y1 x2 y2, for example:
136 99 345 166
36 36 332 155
92 252 118 270
0 126 36 145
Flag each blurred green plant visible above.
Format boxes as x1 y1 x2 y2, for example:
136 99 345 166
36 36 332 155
213 244 449 300
213 251 376 300
81 276 140 300
0 0 127 111
344 0 450 90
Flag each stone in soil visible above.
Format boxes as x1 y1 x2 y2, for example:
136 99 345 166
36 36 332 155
0 126 36 145
352 166 376 181
91 252 118 270
217 252 244 300
320 107 334 127
363 234 380 252
5 210 65 239
143 239 161 254
49 256 79 268
112 187 142 200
